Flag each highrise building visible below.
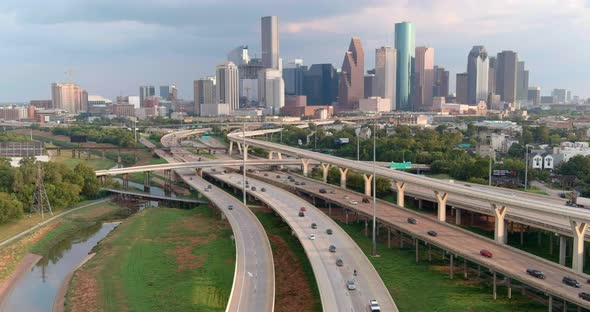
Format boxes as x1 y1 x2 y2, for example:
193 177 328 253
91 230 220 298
467 46 489 105
552 89 567 103
456 73 468 104
414 46 434 110
374 47 396 110
160 85 177 101
364 73 376 98
227 45 250 66
215 61 239 112
516 61 529 101
528 87 541 106
337 37 365 112
432 66 449 98
51 83 88 114
258 68 284 115
488 57 497 98
284 60 307 96
395 22 415 111
139 86 155 107
193 77 215 116
238 58 264 106
496 51 518 103
303 64 339 106
261 16 279 69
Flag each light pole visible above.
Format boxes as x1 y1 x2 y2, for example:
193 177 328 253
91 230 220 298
488 150 494 186
524 144 531 190
371 118 377 257
242 122 247 205
355 127 361 161
280 120 283 144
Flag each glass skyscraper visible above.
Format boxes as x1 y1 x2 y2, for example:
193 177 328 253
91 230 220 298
395 22 415 111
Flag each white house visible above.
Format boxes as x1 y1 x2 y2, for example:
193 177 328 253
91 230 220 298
544 154 554 169
532 154 543 169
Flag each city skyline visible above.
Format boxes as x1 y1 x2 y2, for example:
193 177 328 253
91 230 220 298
0 0 588 101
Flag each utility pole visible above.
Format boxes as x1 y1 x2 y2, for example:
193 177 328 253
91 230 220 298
371 118 377 257
524 144 530 189
242 122 247 206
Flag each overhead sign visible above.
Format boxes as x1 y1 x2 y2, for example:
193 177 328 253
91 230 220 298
389 161 412 169
492 169 519 177
70 135 87 143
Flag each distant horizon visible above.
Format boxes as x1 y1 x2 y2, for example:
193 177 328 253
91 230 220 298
0 0 588 102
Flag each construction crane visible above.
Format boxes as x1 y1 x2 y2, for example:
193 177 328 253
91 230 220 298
64 70 76 83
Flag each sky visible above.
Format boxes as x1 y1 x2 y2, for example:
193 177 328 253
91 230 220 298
0 0 588 102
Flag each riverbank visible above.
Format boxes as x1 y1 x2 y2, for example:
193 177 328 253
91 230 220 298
65 207 235 311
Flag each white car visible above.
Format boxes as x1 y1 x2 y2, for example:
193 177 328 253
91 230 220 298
349 200 358 205
370 299 380 311
309 234 316 240
346 280 356 290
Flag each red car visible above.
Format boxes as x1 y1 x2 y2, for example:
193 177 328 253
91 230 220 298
300 207 307 212
480 249 493 258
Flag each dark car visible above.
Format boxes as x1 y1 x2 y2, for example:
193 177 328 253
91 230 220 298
207 184 212 189
526 269 545 279
427 230 438 237
319 189 327 194
329 245 336 252
298 211 304 217
311 223 317 229
295 181 301 186
579 292 590 301
228 205 234 210
336 258 344 266
326 229 333 235
362 197 370 203
264 173 269 176
407 217 417 225
288 176 292 179
276 175 281 178
301 182 306 185
563 277 581 288
480 250 493 258
251 186 257 191
261 188 266 192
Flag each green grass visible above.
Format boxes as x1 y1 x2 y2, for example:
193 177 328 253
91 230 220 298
337 221 546 312
52 155 116 170
523 187 550 196
67 207 235 312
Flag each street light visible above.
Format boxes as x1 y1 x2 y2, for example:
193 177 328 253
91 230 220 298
355 127 361 161
371 118 377 257
524 144 531 190
488 149 496 186
242 122 247 205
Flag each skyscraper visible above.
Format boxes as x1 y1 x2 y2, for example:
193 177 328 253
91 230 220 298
432 66 449 98
216 61 239 112
364 74 376 98
496 51 518 103
227 45 250 66
160 85 177 101
414 46 434 110
139 86 155 108
395 22 415 111
51 83 88 114
193 78 215 116
456 73 468 104
516 61 529 101
261 16 279 69
284 60 307 96
374 47 396 110
528 87 541 106
259 68 285 115
303 64 339 106
488 56 497 99
467 46 489 105
337 37 365 112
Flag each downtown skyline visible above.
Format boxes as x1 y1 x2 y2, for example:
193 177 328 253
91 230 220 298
0 0 588 102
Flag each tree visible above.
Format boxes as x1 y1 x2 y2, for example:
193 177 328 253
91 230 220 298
0 192 23 223
74 163 100 198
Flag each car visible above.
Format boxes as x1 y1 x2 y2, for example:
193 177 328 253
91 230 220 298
329 190 336 194
370 299 381 312
336 258 344 266
207 184 212 189
228 205 233 210
427 230 438 237
264 173 269 176
329 245 336 252
311 223 318 229
237 181 242 185
309 234 316 240
319 188 327 194
579 292 590 302
300 207 307 212
362 197 370 203
276 175 281 178
189 177 193 180
251 186 257 191
298 211 305 217
211 168 216 172
526 269 546 279
346 280 356 290
480 249 493 258
301 182 306 185
326 229 333 235
343 195 350 199
563 276 581 288
407 217 417 224
287 176 292 179
295 181 301 185
261 188 266 192
349 200 358 205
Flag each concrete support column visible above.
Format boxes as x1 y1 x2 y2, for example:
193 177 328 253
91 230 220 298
301 159 311 177
493 271 497 300
122 173 129 190
321 163 330 183
363 174 373 196
400 232 404 248
463 259 468 279
563 301 567 312
268 150 274 160
449 254 454 279
243 144 249 160
394 181 406 208
388 228 391 248
196 168 203 177
507 277 512 299
229 141 234 155
338 168 349 189
571 220 588 273
236 142 242 155
428 245 432 262
144 171 150 192
548 295 552 312
559 235 567 266
455 208 462 225
492 203 508 244
550 234 554 255
364 218 368 236
415 239 419 263
277 152 282 160
435 191 448 222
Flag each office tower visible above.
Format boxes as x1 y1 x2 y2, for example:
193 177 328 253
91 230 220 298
567 91 572 102
227 45 250 66
284 60 307 96
516 61 529 101
414 46 434 110
364 73 376 98
139 86 155 107
432 66 449 98
374 47 396 110
238 58 264 105
258 68 284 115
456 73 468 104
488 57 497 98
552 89 567 103
395 22 415 111
337 37 365 112
216 61 239 111
261 16 279 69
303 64 339 106
160 85 177 101
496 51 518 103
193 78 215 116
467 46 489 105
528 87 541 106
51 83 88 114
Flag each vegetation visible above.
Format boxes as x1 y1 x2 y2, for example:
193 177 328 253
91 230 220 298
66 207 235 312
50 125 136 147
558 154 590 196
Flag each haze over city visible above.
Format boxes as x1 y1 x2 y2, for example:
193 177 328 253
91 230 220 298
0 0 589 101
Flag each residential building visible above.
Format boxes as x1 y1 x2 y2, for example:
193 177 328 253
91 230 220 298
337 37 365 112
374 47 396 110
432 66 449 98
456 73 468 104
216 61 240 112
0 106 28 121
193 77 216 116
303 64 339 106
467 45 489 105
51 83 88 114
261 16 279 69
395 22 415 111
414 46 434 110
139 86 155 107
496 51 518 103
29 100 52 109
112 104 135 117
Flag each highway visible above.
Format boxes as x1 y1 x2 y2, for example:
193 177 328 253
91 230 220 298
251 171 590 309
207 170 397 312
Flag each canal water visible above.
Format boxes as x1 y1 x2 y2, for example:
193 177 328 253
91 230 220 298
1 222 118 312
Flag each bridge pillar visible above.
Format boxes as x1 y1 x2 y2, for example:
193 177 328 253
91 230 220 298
268 151 274 160
72 149 76 158
507 277 512 299
196 168 203 177
492 203 508 244
571 220 588 273
87 150 91 160
164 169 172 195
449 254 454 279
144 171 150 192
301 159 311 177
435 191 448 222
229 141 234 155
363 174 373 196
117 150 122 168
338 168 349 189
455 208 462 225
395 181 406 208
492 271 497 300
243 144 249 160
559 235 567 266
321 163 330 183
122 173 129 190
